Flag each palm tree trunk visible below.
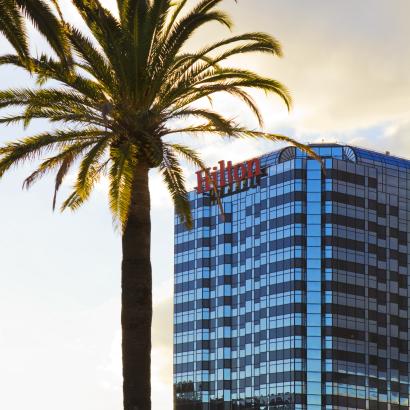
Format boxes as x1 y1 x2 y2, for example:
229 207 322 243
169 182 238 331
121 163 152 410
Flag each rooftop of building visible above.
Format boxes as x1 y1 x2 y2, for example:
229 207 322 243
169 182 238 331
260 142 410 170
189 143 410 197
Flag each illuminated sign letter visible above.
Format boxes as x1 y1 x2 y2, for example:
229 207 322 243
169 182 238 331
226 161 233 185
195 168 211 194
218 161 226 188
195 157 262 194
247 158 262 178
233 163 248 182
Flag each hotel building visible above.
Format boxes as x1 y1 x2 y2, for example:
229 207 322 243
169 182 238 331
173 144 410 410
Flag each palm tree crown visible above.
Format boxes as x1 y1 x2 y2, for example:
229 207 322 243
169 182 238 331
0 0 312 227
0 1 317 409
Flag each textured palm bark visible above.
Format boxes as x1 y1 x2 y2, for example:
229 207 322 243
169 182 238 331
122 163 152 410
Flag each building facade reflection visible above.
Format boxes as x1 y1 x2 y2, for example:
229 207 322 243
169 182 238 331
173 144 410 410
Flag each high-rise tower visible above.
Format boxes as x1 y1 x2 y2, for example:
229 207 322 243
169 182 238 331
173 144 410 410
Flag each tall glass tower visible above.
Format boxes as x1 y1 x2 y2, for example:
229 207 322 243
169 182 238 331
173 144 410 410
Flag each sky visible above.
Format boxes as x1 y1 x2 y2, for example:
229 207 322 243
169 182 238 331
1 1 410 409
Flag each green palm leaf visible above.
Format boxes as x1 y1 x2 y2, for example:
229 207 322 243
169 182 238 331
0 2 318 408
160 144 192 228
0 0 29 58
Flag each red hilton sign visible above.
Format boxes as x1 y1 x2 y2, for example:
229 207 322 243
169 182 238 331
196 158 262 194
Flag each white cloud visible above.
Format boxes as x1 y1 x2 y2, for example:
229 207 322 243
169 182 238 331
344 119 410 159
188 0 410 134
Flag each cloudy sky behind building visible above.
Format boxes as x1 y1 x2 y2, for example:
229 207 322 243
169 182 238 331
0 1 410 409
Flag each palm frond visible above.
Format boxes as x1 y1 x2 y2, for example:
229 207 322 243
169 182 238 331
0 0 29 59
229 129 321 162
74 137 109 198
156 4 232 75
58 139 109 212
162 32 282 86
108 143 137 227
0 129 104 177
52 149 76 210
0 0 317 230
53 137 109 210
15 0 72 65
0 88 100 110
162 0 187 38
68 26 117 94
0 54 105 99
170 108 237 134
22 139 97 189
60 190 85 212
70 0 131 92
165 142 227 226
160 144 192 228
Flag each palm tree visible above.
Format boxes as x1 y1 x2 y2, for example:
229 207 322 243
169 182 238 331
0 1 315 409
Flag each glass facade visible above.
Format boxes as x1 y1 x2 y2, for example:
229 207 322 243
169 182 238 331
173 144 410 410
